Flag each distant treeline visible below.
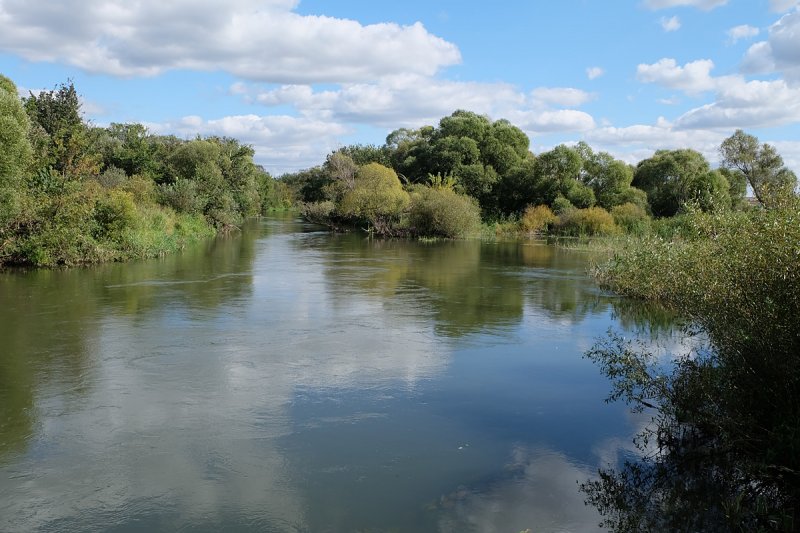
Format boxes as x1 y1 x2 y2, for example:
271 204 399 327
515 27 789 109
282 109 797 238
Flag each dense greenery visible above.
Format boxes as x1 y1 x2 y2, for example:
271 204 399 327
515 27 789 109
286 110 793 240
582 202 800 531
3 75 798 265
0 76 290 267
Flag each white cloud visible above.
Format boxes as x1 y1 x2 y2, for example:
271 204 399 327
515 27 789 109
514 109 596 133
244 76 595 135
585 122 728 165
661 15 682 32
586 67 605 80
637 58 800 130
742 9 800 78
770 0 799 12
148 114 350 174
636 58 719 94
674 78 800 129
727 24 760 44
530 87 594 107
0 0 460 83
643 0 728 10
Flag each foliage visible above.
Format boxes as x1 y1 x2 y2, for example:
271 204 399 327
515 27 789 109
554 206 618 236
520 205 556 234
610 203 650 235
633 149 733 217
720 129 797 209
0 75 31 229
407 185 482 238
0 75 275 267
338 163 410 231
585 202 800 531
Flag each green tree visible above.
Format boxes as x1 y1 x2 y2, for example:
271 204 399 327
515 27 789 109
0 74 32 230
24 81 98 177
338 163 410 233
720 130 797 208
633 149 731 216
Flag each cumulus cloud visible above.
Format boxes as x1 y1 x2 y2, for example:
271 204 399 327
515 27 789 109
0 0 460 83
636 58 720 94
637 57 800 130
586 66 605 80
148 114 350 174
643 0 728 10
727 24 760 44
585 121 728 165
242 76 595 135
674 78 800 129
742 9 800 78
661 15 682 31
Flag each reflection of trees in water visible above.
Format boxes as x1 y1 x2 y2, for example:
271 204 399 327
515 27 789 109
611 297 682 338
0 225 261 462
306 236 670 338
305 235 526 337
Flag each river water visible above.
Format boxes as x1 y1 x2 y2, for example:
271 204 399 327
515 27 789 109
0 215 675 532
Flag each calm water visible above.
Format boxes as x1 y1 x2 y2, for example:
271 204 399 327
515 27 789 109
0 215 677 532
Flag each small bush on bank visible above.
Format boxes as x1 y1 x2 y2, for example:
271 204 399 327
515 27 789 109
611 202 650 235
407 185 481 238
521 205 556 234
554 206 618 236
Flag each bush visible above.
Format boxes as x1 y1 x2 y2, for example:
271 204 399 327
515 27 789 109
301 201 335 225
586 202 800 530
407 185 481 238
520 204 556 234
158 179 204 214
611 202 650 235
338 163 410 228
554 206 618 236
552 195 573 214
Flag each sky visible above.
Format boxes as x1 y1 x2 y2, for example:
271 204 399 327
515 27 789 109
0 0 799 175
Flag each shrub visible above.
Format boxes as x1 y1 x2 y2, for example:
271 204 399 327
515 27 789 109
585 202 800 530
338 163 410 227
158 179 204 214
520 204 556 234
301 201 335 225
611 202 650 235
554 206 618 236
407 185 481 238
552 195 574 214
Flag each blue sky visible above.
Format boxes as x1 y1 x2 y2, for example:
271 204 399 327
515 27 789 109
1 0 798 175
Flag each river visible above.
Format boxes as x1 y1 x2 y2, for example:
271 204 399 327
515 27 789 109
0 215 678 532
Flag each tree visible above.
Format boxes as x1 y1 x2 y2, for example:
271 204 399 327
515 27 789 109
0 74 32 229
23 80 99 177
338 163 410 232
633 149 731 216
720 130 797 208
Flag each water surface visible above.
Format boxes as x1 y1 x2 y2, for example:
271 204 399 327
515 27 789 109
0 215 674 532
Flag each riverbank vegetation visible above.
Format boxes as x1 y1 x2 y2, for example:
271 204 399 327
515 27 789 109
581 197 800 530
284 111 794 242
2 74 797 266
0 75 290 267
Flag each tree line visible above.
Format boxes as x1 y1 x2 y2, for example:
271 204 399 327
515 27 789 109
283 109 797 237
2 74 797 265
0 76 292 266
